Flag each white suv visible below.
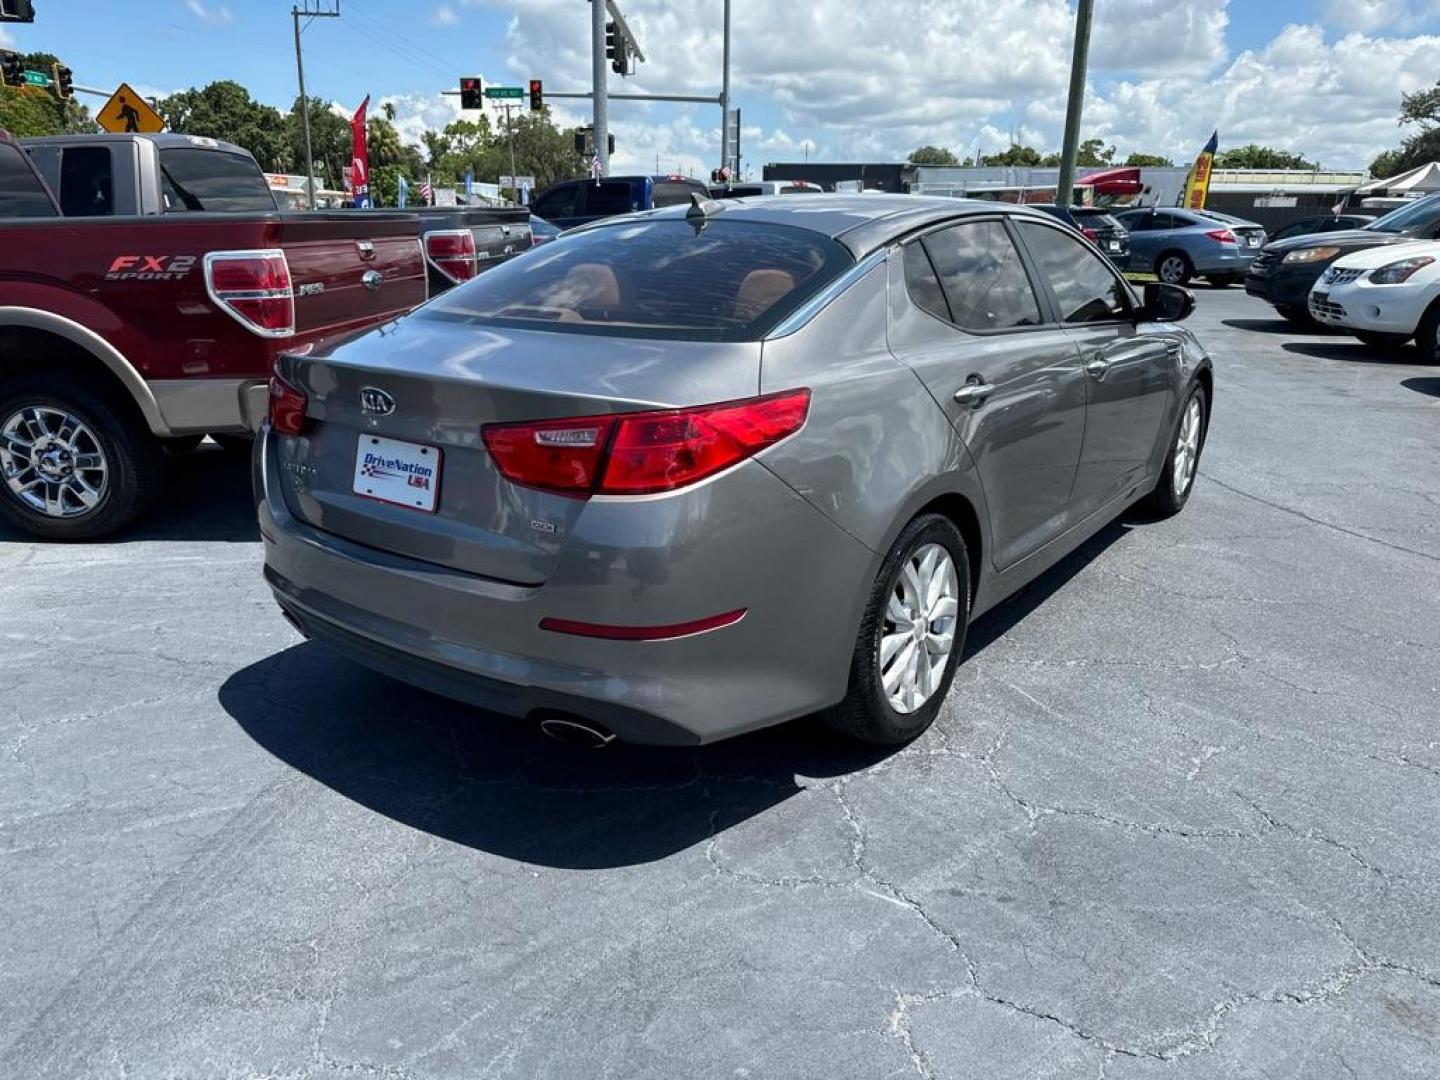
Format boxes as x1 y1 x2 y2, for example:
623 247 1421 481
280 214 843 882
1308 241 1440 360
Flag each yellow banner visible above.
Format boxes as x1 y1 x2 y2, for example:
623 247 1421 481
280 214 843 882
1182 131 1219 210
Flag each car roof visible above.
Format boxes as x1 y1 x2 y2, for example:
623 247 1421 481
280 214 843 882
582 193 1058 258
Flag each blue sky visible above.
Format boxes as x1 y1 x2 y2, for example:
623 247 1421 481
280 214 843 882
5 1 1440 175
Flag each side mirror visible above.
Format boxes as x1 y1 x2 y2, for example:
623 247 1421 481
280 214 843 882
1141 281 1195 323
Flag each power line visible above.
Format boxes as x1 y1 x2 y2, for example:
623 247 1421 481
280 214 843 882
345 1 469 81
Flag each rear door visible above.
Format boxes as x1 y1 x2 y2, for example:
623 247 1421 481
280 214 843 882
887 217 1087 570
531 181 583 229
1014 219 1174 520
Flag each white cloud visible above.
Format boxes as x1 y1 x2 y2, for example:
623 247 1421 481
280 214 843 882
1319 0 1440 33
430 4 459 28
185 0 234 26
367 2 1439 179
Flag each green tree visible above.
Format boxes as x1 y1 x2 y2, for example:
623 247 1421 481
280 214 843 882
158 81 290 171
1076 138 1115 167
980 144 1045 167
1368 82 1440 179
0 85 65 137
1123 152 1173 167
424 116 492 183
1214 144 1318 170
287 95 352 188
908 145 959 166
369 164 405 207
366 115 406 168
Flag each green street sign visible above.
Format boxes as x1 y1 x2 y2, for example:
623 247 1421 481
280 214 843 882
484 86 524 99
22 70 48 87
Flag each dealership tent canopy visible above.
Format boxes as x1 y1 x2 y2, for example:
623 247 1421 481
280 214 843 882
1356 162 1440 194
1077 167 1145 197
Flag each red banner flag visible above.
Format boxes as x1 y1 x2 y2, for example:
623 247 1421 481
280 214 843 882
350 95 371 209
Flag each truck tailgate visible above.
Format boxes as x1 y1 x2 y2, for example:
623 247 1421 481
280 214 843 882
278 213 426 336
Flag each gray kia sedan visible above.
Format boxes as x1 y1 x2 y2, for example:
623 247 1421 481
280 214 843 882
257 195 1212 747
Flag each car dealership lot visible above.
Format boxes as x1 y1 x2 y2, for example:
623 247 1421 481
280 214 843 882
2 289 1438 1078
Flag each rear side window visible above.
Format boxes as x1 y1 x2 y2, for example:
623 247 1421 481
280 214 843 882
59 146 114 216
584 181 637 215
922 220 1041 331
533 182 579 219
159 148 276 212
0 144 57 218
903 242 950 323
1017 221 1130 324
424 218 853 342
653 180 703 208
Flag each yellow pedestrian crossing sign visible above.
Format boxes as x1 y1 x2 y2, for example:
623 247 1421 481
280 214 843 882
96 83 165 134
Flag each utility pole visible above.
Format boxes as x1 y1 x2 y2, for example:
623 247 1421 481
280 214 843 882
591 0 608 177
719 0 731 178
1055 0 1094 210
292 1 340 210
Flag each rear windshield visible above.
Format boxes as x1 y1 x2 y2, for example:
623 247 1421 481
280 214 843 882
159 148 276 212
422 217 853 341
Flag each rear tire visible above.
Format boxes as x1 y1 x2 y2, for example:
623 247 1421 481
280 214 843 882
0 374 163 541
1142 382 1208 518
824 514 970 747
1354 330 1411 351
1275 305 1313 327
1156 251 1193 286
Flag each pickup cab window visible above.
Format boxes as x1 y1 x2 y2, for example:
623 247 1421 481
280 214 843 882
159 148 276 212
58 146 114 216
583 181 638 216
653 180 704 207
0 143 58 218
533 182 580 220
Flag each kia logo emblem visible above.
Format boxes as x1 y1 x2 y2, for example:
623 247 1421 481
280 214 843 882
360 387 395 416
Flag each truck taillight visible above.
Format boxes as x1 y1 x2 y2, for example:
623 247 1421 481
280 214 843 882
1080 226 1099 241
425 229 477 284
268 372 308 436
205 249 295 337
482 389 812 498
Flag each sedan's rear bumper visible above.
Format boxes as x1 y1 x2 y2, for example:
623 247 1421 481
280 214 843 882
1191 249 1259 274
256 429 876 745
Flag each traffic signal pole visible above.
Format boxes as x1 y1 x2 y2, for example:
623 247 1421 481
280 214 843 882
719 0 731 180
1055 0 1094 210
591 0 608 177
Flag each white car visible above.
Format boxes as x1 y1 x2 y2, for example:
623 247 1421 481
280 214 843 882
1308 241 1440 358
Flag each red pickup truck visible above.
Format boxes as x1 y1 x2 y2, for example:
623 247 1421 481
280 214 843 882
0 131 426 540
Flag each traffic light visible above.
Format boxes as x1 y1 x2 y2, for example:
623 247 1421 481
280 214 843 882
0 1 37 23
53 64 72 100
459 76 483 110
0 51 22 88
528 79 542 111
605 21 617 62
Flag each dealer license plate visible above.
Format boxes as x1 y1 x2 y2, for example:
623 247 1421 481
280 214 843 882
352 435 442 512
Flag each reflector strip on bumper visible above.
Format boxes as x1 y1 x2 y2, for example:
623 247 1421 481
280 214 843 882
540 609 747 641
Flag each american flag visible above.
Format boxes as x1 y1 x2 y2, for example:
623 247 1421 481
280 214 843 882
418 177 433 205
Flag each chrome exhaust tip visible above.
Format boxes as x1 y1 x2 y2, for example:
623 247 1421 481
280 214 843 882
537 714 618 749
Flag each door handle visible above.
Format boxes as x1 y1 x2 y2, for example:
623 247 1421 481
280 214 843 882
953 382 992 406
1084 355 1111 378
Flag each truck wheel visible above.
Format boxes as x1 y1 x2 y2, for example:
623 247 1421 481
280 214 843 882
0 374 163 541
1155 252 1193 286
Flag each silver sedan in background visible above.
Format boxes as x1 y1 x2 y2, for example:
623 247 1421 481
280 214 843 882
256 195 1213 746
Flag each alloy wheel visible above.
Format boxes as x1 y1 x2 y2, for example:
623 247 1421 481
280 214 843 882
879 542 960 714
1173 396 1202 496
1159 256 1187 284
0 405 109 519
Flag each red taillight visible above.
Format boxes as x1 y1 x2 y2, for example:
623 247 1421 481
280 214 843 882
425 229 477 283
205 249 295 337
481 388 812 498
1205 228 1237 244
1081 226 1099 241
268 372 308 436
